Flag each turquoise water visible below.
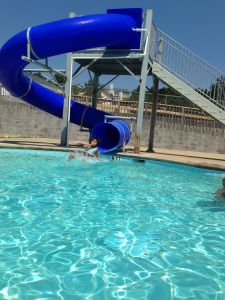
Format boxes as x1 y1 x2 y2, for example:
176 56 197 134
0 149 225 300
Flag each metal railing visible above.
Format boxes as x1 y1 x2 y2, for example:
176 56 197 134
74 95 225 133
0 85 10 96
1 91 224 133
151 27 225 109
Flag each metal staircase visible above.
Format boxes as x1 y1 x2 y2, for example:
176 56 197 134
150 26 225 125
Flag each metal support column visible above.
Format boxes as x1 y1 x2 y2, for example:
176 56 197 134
92 73 100 109
134 10 153 153
147 75 159 152
88 73 100 141
147 37 163 152
60 12 75 146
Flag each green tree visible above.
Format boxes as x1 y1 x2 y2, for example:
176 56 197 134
83 79 94 97
158 86 191 106
71 84 84 96
54 73 67 85
82 79 102 98
129 86 155 102
129 85 192 106
129 86 140 101
158 86 180 96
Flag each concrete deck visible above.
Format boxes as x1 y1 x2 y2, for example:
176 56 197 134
0 137 225 171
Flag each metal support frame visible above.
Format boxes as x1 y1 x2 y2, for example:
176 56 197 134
79 73 101 135
147 34 163 152
71 51 145 60
20 29 68 99
24 68 66 73
72 65 83 78
134 9 153 153
87 70 93 85
60 12 75 146
97 75 119 92
22 56 67 79
60 53 73 146
37 72 65 93
24 70 65 90
104 115 136 122
147 75 159 152
116 59 140 82
92 73 100 109
72 59 98 80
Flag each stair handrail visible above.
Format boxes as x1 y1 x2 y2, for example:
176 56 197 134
151 27 225 109
153 28 225 78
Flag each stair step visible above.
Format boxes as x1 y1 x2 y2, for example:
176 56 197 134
153 62 225 125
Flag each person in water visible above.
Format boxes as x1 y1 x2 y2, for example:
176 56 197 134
68 138 100 161
216 177 225 198
83 138 100 158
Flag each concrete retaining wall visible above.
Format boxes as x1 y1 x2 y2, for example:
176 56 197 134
1 96 225 153
140 126 225 154
0 97 89 142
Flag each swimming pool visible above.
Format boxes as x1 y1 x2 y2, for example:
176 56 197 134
0 148 225 299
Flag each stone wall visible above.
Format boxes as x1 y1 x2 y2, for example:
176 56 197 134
0 97 89 142
140 126 225 154
1 96 225 153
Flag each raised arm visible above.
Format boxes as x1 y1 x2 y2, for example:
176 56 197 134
83 143 91 149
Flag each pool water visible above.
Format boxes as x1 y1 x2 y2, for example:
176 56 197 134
0 149 225 299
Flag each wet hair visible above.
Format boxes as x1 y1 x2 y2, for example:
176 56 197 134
91 138 101 145
222 178 225 188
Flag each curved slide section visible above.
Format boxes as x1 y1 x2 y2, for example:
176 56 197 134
0 9 142 152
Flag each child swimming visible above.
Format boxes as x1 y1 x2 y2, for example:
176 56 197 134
215 177 225 199
68 138 100 161
83 138 99 158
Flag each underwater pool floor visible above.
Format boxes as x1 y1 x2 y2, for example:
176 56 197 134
0 148 225 299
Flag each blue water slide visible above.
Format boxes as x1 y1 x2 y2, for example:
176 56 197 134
0 8 142 152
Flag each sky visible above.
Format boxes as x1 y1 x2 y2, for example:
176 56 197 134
0 0 224 90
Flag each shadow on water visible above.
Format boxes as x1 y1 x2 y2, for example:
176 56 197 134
197 195 225 212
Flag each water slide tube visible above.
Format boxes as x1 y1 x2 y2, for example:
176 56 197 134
0 8 142 152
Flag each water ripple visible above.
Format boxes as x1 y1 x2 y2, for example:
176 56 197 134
0 149 225 299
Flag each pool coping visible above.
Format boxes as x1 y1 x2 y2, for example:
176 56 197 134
115 152 225 172
0 137 225 171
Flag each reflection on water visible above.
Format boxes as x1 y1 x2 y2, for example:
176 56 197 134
0 148 225 299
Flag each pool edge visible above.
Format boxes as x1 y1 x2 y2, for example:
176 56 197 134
1 143 224 172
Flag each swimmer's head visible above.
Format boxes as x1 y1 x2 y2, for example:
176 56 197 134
90 138 100 147
223 177 225 188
